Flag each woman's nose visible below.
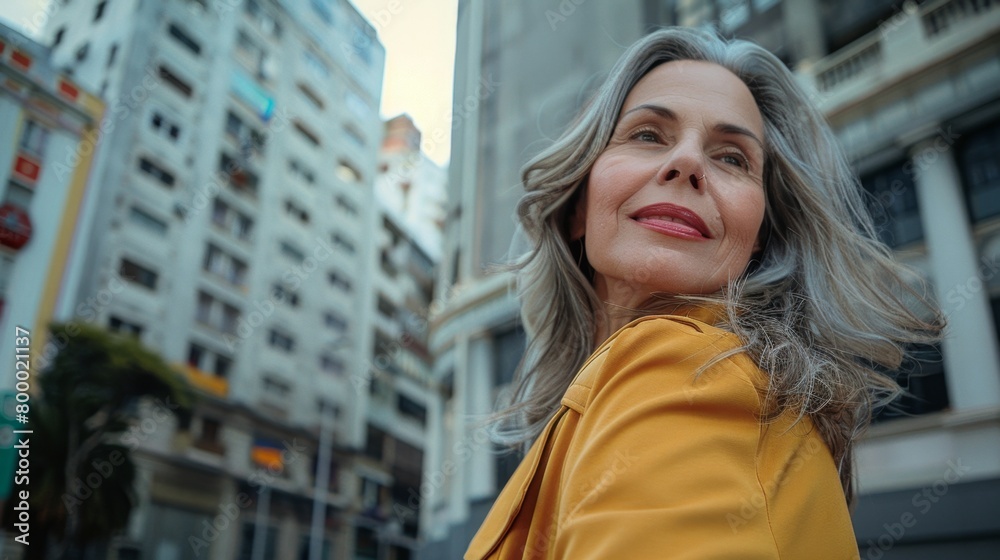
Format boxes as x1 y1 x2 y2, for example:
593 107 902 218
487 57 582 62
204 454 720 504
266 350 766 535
656 137 705 189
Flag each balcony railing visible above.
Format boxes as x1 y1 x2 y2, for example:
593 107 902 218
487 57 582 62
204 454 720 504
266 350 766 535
806 0 1000 104
923 0 998 36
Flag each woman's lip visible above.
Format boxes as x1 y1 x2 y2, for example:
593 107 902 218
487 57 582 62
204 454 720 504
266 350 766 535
629 203 712 238
633 217 710 240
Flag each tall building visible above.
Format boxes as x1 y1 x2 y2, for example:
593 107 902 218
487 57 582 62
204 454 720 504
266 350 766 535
424 2 652 558
350 116 446 559
38 0 388 557
375 114 447 261
427 0 1000 557
0 22 104 384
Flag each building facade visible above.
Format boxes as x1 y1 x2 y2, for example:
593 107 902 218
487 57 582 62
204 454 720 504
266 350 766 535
426 0 1000 558
350 115 447 560
37 0 388 557
0 22 104 385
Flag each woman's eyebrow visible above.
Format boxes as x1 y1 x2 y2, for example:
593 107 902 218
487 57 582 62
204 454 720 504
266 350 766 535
622 103 764 151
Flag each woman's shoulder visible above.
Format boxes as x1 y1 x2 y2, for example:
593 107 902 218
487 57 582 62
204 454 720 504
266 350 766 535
565 314 767 416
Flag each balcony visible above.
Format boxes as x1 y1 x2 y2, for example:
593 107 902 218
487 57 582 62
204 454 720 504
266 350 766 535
803 0 1000 115
179 363 229 398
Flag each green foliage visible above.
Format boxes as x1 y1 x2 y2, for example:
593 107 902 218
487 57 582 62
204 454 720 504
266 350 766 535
3 321 195 557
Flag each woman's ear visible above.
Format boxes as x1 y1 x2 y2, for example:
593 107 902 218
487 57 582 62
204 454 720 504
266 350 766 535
569 185 587 241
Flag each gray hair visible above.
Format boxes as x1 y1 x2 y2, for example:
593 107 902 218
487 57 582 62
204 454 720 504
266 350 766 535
489 26 943 507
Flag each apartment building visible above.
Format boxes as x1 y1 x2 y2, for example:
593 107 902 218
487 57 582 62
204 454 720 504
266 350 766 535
39 0 386 557
342 115 447 560
0 21 104 384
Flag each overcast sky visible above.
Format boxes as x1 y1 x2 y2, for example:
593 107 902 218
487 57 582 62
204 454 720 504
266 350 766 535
0 0 458 166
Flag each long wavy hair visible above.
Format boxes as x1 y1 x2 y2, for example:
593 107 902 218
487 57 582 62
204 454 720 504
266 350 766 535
488 27 944 506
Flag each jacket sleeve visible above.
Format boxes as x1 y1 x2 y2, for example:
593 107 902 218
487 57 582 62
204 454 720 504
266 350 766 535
552 319 781 559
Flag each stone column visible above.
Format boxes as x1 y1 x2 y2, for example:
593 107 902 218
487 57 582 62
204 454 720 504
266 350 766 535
911 130 1000 411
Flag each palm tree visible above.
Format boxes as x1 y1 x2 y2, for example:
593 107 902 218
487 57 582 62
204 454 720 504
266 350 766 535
2 322 194 559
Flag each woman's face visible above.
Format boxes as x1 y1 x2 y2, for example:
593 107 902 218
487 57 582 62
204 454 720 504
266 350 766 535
572 60 767 307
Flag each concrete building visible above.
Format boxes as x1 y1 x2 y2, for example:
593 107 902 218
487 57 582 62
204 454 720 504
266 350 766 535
0 24 104 552
349 116 446 559
424 2 652 558
426 0 1000 558
0 22 104 384
37 0 388 557
375 114 447 261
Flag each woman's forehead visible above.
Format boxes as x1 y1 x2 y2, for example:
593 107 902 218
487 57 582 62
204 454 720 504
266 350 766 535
620 60 764 138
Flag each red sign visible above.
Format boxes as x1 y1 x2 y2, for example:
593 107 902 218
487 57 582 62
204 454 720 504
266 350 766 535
12 154 40 185
10 50 31 71
0 204 32 250
58 79 79 102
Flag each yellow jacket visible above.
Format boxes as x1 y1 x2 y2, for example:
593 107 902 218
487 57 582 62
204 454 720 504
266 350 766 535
466 314 860 559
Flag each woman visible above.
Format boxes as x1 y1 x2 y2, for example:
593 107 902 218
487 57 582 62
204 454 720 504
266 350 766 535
465 27 943 559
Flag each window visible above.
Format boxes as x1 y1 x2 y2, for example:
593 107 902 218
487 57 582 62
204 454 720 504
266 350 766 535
128 206 168 235
245 0 281 38
74 42 89 62
297 82 324 110
93 0 107 21
196 290 241 334
377 295 395 320
381 250 398 278
289 159 315 185
167 23 202 55
219 153 259 197
52 27 65 47
317 399 340 418
268 329 295 352
150 110 181 141
960 123 1000 222
211 199 254 241
302 50 330 80
397 394 426 426
310 0 333 24
193 416 225 454
324 311 347 331
319 354 344 375
345 89 371 120
284 199 310 225
263 376 291 398
335 160 361 184
873 344 949 423
202 244 248 286
272 283 300 307
861 161 923 248
200 418 221 443
279 241 305 263
293 120 321 147
344 125 365 147
109 315 143 337
187 343 233 377
328 271 352 292
493 327 526 387
119 258 158 289
332 233 356 255
158 65 193 97
19 120 49 157
107 43 118 67
224 111 266 156
350 23 373 65
138 157 176 187
365 425 386 460
335 194 358 216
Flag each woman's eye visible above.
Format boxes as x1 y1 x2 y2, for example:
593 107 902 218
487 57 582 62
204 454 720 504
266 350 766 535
631 130 660 143
720 153 748 169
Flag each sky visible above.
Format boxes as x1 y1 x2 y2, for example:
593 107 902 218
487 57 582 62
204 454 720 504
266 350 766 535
0 0 458 166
